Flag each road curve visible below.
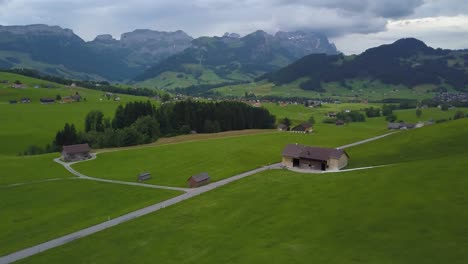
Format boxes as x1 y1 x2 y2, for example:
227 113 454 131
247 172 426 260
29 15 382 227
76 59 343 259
54 157 190 192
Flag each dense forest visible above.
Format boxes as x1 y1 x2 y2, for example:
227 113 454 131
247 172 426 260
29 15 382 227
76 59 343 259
2 69 159 97
21 100 275 155
262 38 468 92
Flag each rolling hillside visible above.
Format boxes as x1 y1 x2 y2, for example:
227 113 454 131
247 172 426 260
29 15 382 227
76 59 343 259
0 72 148 155
197 38 468 100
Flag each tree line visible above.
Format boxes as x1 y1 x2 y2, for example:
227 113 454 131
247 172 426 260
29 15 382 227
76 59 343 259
20 100 276 155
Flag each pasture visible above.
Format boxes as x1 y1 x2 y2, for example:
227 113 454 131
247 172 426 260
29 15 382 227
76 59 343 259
0 72 148 155
73 121 388 187
19 119 468 263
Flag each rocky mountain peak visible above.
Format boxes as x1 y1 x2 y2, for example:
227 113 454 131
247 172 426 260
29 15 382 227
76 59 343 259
0 24 77 38
93 34 115 42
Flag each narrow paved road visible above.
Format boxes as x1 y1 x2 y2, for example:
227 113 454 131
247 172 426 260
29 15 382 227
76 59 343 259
0 132 397 264
337 132 397 149
54 157 190 192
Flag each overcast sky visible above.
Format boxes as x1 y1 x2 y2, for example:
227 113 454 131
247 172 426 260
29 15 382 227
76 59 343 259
0 0 467 54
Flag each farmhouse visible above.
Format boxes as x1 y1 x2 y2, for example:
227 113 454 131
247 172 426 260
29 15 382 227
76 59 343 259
388 122 416 130
61 143 91 162
327 112 337 118
187 172 211 188
40 98 55 104
282 144 349 171
277 124 289 131
291 123 313 133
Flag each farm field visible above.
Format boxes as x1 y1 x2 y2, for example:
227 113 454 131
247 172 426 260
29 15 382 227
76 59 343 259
0 72 148 155
213 79 438 101
0 153 70 185
346 118 468 168
20 119 468 264
73 120 388 187
0 178 180 256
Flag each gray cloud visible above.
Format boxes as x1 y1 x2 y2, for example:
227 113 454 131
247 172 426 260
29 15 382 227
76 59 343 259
0 0 466 53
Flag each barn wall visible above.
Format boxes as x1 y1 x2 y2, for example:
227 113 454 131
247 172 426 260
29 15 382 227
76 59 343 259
299 159 322 170
282 156 293 167
329 155 348 170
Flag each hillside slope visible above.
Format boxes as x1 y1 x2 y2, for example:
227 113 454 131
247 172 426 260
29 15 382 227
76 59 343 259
261 38 468 93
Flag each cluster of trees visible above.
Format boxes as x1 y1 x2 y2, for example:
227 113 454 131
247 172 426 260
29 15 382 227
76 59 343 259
21 100 275 155
364 107 381 117
382 104 398 122
2 69 159 97
336 111 366 123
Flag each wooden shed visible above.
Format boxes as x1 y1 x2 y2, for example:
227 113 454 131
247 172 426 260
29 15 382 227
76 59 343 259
281 144 349 171
61 143 91 162
137 172 151 182
187 172 211 188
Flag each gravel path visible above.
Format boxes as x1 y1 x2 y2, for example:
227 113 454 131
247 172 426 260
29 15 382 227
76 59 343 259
53 156 190 192
337 132 397 149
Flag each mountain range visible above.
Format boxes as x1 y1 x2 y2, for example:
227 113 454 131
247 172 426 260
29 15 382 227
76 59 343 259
0 24 337 83
261 38 468 93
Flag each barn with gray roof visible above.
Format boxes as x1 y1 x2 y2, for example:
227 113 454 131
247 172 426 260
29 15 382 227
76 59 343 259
281 144 349 171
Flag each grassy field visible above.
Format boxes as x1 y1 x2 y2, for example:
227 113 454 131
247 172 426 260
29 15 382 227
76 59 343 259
20 119 468 263
394 107 468 123
0 153 71 185
0 179 179 256
0 72 148 155
213 79 438 101
346 118 468 168
73 120 388 187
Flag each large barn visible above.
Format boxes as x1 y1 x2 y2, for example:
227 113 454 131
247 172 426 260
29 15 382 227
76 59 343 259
282 144 349 171
61 143 91 162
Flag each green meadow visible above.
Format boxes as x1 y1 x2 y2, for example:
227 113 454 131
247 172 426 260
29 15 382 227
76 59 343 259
73 119 388 187
20 119 468 264
0 72 148 155
346 118 468 168
0 179 179 256
213 79 438 101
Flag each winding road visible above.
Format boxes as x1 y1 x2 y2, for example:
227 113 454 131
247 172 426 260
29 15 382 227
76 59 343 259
0 132 396 264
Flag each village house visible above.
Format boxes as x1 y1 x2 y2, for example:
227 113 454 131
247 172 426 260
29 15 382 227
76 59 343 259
291 123 313 133
21 97 31 103
40 98 55 104
187 172 211 188
336 120 345 126
61 96 75 103
12 83 25 89
277 124 289 131
61 143 91 162
327 112 337 118
387 122 416 130
137 172 151 182
282 144 349 171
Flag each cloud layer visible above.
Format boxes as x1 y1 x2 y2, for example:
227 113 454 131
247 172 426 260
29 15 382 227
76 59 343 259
0 0 467 54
